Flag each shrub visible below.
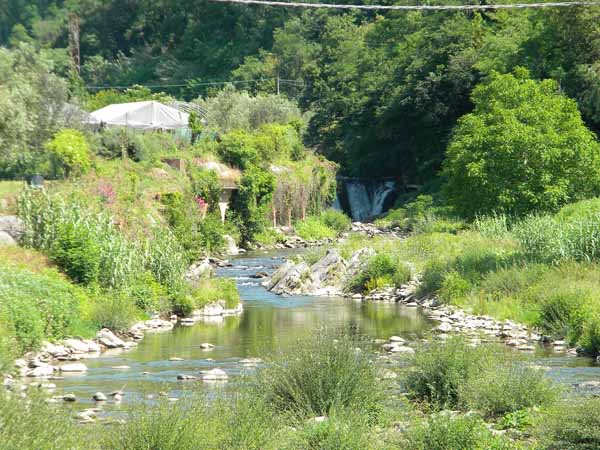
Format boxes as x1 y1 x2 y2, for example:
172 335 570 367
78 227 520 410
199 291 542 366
282 414 382 450
45 129 92 178
579 313 600 356
127 271 169 313
231 165 276 243
556 197 600 222
349 253 412 293
535 290 590 344
0 392 92 450
319 208 351 234
444 69 600 218
0 262 94 359
404 337 496 408
90 290 141 331
253 331 386 420
295 217 337 241
97 128 143 160
403 413 514 450
190 168 222 211
48 221 101 284
218 129 259 169
539 398 600 450
191 277 241 310
460 364 558 418
106 394 278 450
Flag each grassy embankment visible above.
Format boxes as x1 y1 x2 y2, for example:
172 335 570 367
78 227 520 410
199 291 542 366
331 195 600 356
1 331 597 450
0 122 337 369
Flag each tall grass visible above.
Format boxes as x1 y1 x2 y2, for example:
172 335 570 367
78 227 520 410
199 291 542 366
251 330 386 420
402 413 517 450
538 398 600 450
0 392 97 450
404 337 557 416
18 189 187 293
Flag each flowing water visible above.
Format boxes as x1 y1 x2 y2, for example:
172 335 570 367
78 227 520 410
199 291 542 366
339 179 398 221
51 249 600 407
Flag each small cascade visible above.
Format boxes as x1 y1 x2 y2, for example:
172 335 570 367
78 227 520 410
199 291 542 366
371 181 396 217
337 178 398 221
345 181 372 221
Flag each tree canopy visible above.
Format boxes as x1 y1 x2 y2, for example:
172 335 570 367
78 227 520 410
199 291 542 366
443 70 600 217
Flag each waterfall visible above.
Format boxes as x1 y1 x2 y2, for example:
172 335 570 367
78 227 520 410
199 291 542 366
340 179 398 221
345 181 372 221
371 181 396 217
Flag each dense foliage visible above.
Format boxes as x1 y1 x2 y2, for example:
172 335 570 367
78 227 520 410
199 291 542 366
444 70 600 217
4 3 600 183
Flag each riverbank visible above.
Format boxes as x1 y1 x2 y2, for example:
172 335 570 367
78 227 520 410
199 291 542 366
265 197 600 360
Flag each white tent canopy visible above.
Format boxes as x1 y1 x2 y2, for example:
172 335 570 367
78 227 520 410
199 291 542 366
89 101 190 130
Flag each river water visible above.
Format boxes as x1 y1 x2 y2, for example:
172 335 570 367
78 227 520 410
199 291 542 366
52 249 600 406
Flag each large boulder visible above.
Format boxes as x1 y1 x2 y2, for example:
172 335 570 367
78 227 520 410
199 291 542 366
0 215 25 240
308 249 346 293
185 258 213 282
0 231 16 246
268 261 312 295
96 329 126 348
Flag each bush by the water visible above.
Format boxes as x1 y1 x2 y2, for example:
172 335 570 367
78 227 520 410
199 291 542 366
404 337 557 416
403 413 516 450
349 253 412 293
0 258 95 369
253 330 386 420
538 398 600 450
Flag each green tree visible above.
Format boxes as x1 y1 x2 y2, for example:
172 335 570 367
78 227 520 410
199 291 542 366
444 69 600 218
45 129 92 178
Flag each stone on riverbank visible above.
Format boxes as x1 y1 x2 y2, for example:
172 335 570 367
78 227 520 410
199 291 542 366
97 329 126 348
60 363 88 372
202 368 228 381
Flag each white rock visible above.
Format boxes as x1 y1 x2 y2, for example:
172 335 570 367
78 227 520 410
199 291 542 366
202 368 228 381
200 343 215 350
389 336 406 344
63 339 89 353
435 322 453 333
97 329 125 348
60 363 88 372
93 392 107 401
28 366 55 377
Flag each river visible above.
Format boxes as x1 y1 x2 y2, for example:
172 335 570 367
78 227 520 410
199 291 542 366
51 249 600 407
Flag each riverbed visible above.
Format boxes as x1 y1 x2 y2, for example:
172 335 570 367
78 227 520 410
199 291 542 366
51 249 600 406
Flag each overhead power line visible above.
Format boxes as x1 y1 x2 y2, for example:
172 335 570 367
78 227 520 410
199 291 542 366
86 77 294 90
206 0 600 11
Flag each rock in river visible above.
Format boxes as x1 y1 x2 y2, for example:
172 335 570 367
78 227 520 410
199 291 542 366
60 363 88 373
202 368 228 381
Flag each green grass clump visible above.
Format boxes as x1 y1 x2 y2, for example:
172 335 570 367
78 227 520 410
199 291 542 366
349 253 412 293
403 413 516 450
404 338 557 417
0 260 96 368
295 209 351 241
191 277 241 310
280 413 384 450
295 216 337 241
0 392 95 450
106 394 280 450
538 398 600 450
252 330 386 420
319 208 351 234
460 364 558 418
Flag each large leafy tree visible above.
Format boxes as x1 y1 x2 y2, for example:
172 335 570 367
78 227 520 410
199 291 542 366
443 69 600 218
